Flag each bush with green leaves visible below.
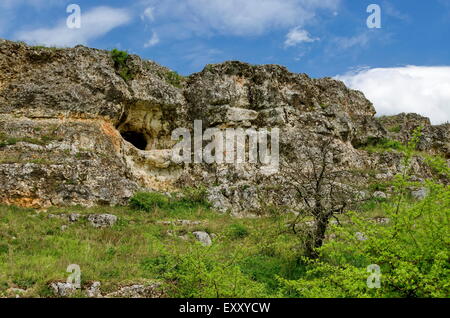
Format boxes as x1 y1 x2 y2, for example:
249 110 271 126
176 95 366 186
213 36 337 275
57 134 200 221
165 71 184 88
362 137 406 153
279 180 449 298
425 154 450 179
129 189 211 218
227 223 250 240
180 186 210 206
163 246 268 298
279 128 450 298
110 49 133 82
129 192 169 211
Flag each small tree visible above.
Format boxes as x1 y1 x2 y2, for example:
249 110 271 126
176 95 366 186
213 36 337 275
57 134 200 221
284 137 362 258
279 128 450 298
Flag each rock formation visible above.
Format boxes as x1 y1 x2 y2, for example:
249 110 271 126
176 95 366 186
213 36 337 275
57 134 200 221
0 39 448 213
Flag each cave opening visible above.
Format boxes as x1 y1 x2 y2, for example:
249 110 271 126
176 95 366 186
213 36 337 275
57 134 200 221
120 131 148 150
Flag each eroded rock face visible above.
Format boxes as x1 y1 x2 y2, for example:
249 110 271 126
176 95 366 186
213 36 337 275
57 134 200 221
0 39 448 212
378 113 450 158
0 40 184 207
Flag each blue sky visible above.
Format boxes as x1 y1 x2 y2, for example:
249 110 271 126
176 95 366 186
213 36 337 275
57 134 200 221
1 0 449 123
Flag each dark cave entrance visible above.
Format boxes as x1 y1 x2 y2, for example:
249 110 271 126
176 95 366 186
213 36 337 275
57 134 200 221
120 131 148 150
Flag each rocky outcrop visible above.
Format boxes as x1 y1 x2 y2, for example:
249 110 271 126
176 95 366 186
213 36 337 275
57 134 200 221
378 113 450 158
0 39 448 213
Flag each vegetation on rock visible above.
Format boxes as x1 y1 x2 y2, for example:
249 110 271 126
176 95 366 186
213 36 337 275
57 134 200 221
111 48 133 82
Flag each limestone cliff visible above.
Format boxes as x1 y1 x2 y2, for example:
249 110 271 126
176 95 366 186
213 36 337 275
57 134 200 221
0 39 448 212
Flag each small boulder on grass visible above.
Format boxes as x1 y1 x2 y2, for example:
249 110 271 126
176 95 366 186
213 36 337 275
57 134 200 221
411 187 428 200
373 191 387 199
87 214 118 228
86 281 102 298
192 231 212 246
49 282 76 297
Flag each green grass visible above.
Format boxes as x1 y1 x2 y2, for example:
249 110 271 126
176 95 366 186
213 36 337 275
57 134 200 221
388 125 402 133
0 197 301 298
1 180 445 298
31 45 61 51
0 132 63 149
360 137 406 153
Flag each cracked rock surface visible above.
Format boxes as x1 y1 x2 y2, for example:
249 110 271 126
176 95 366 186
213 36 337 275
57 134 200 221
0 39 448 213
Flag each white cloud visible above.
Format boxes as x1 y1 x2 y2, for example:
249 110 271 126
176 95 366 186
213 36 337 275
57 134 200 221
141 7 155 21
144 31 160 48
336 66 450 124
143 0 339 38
284 27 318 47
15 6 132 47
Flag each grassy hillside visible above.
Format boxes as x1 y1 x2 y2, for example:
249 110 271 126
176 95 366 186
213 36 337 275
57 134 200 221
1 178 448 298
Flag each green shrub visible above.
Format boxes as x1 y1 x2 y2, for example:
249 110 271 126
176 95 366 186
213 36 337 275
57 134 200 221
388 125 402 133
204 64 215 73
180 186 209 206
31 45 60 51
129 188 212 218
0 133 17 148
141 254 175 276
279 181 450 298
369 182 389 192
361 137 406 153
13 277 36 289
111 49 128 67
163 247 268 298
227 223 250 240
0 244 8 254
129 192 169 212
165 71 184 88
111 49 133 82
279 129 450 298
425 155 450 178
239 255 284 291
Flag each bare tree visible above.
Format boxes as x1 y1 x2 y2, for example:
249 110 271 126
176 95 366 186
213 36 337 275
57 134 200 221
284 137 362 258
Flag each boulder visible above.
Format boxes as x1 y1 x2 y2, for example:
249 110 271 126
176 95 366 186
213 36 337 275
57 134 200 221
373 191 387 199
49 282 77 297
86 281 102 298
87 214 118 228
411 188 428 200
192 231 212 246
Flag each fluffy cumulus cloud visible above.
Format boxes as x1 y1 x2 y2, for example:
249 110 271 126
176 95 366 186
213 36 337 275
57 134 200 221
336 66 450 125
284 27 318 47
142 0 339 39
15 6 132 47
